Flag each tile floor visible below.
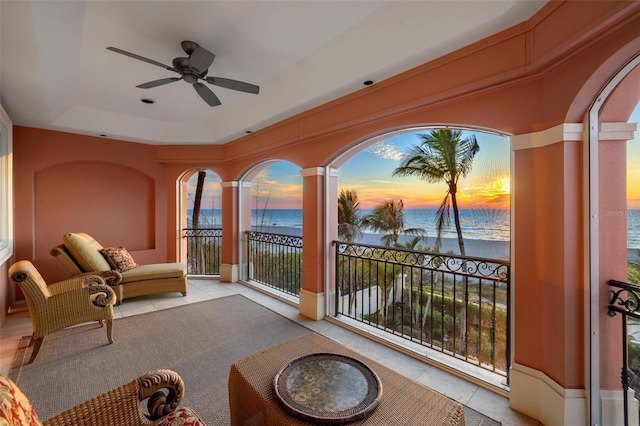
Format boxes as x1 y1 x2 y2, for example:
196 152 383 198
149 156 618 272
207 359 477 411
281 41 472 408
0 278 539 426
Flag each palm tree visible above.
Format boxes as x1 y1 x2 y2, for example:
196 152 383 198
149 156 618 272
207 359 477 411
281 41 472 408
393 129 479 256
192 170 207 274
363 199 426 247
337 189 365 316
338 189 364 242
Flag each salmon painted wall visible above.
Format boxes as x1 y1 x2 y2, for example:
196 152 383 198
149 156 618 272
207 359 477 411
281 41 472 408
12 127 170 285
513 141 584 389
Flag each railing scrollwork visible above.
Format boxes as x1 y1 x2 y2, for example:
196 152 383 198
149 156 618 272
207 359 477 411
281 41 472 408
609 280 640 319
607 279 640 426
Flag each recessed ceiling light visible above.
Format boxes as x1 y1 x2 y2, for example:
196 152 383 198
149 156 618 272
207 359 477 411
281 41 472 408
140 98 155 104
245 130 253 134
99 134 107 137
363 80 374 86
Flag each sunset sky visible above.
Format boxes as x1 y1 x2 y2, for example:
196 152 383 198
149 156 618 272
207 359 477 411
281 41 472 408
338 131 510 210
188 111 640 211
187 129 511 211
628 103 640 209
243 130 511 211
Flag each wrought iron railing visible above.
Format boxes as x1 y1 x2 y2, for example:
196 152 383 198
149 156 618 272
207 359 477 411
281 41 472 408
608 279 640 426
334 241 510 378
182 228 222 275
246 231 302 296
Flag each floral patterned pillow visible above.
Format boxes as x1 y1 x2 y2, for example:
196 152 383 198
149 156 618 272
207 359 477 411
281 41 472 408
149 407 206 426
100 247 138 272
0 375 43 426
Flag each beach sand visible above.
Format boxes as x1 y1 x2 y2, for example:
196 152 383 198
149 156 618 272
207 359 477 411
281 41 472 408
253 226 510 260
253 226 640 262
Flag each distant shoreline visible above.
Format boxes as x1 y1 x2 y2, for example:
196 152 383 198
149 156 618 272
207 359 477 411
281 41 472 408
253 225 509 260
253 225 640 262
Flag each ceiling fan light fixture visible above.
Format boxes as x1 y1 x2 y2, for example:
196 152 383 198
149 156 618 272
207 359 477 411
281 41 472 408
141 98 155 104
107 41 259 107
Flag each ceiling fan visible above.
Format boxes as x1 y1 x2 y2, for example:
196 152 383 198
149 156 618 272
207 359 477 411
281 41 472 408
106 41 259 107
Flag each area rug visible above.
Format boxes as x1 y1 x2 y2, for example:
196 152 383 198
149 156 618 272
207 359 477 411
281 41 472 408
9 294 500 425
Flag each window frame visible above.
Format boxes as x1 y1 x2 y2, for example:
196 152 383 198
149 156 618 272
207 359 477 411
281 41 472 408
0 104 13 265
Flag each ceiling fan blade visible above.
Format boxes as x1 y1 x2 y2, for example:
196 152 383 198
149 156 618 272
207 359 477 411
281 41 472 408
189 46 215 74
136 77 181 89
107 47 176 72
205 77 259 94
193 83 221 106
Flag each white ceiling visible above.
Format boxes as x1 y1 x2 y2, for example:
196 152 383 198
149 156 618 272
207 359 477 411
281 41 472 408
0 0 546 146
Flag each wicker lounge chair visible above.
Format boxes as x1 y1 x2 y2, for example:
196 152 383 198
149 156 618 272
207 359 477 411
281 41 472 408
0 369 206 425
8 260 116 364
51 232 187 304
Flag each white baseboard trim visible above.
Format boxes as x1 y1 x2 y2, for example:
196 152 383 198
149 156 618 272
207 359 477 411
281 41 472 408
509 362 587 425
299 289 325 320
220 263 238 283
601 389 639 426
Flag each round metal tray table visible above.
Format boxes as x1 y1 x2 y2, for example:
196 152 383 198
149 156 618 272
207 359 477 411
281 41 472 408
274 353 383 424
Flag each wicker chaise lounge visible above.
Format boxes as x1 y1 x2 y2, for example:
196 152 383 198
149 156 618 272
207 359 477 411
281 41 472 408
51 232 187 304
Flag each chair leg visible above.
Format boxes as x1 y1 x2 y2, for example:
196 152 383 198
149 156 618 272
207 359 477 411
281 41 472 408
106 318 113 344
98 319 104 327
28 337 44 364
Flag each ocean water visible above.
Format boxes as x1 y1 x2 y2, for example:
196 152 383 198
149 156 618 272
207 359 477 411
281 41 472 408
629 210 640 249
189 208 640 248
188 208 511 241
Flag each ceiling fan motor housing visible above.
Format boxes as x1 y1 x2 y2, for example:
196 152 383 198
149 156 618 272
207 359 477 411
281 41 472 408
172 57 202 83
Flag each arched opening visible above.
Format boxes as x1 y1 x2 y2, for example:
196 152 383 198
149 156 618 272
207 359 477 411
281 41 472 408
330 125 511 390
588 54 640 425
179 168 222 276
240 160 303 298
337 127 510 257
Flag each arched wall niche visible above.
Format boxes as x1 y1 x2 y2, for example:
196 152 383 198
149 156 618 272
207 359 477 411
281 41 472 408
33 160 156 281
36 160 155 247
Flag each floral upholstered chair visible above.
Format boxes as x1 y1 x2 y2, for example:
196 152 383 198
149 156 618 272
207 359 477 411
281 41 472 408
0 369 207 425
8 260 116 364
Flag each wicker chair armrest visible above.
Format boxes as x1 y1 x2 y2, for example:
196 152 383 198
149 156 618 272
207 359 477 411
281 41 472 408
86 283 117 307
47 274 106 295
47 283 116 309
101 269 122 286
75 270 121 287
138 369 186 421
